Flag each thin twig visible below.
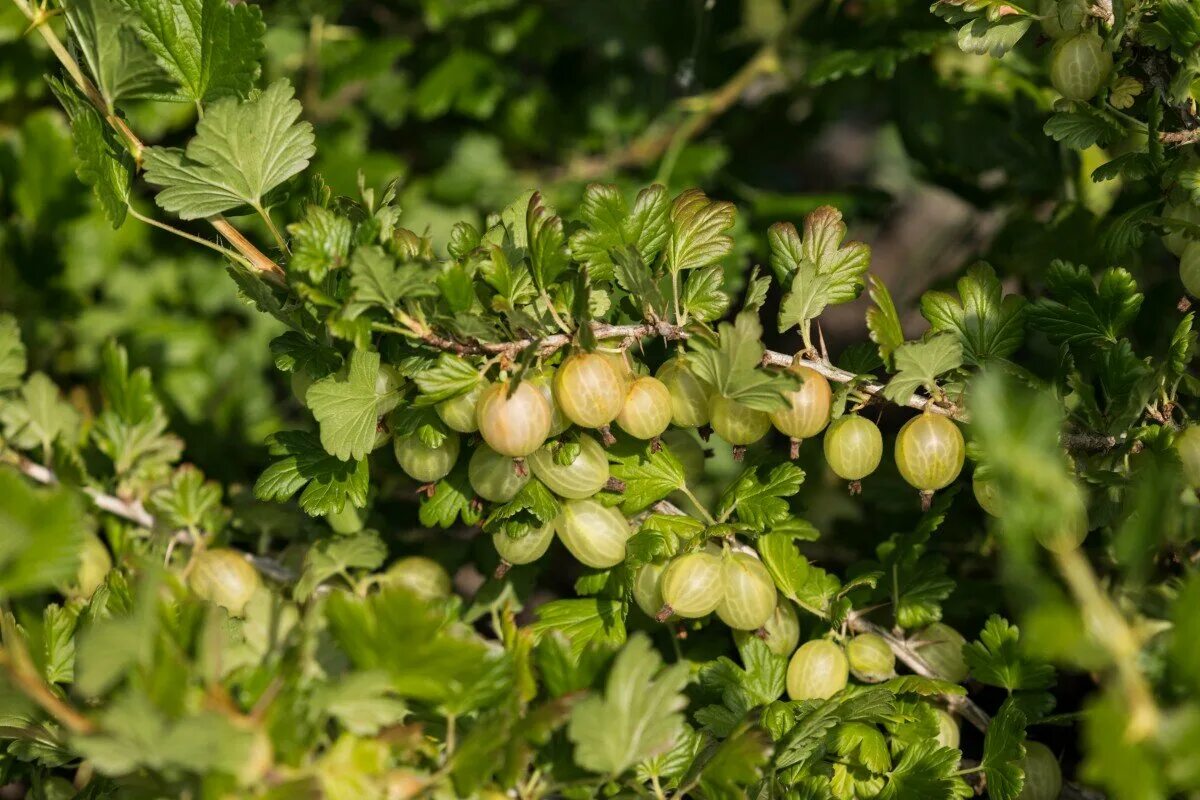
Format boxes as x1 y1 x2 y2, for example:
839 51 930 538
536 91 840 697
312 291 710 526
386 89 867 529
11 456 155 529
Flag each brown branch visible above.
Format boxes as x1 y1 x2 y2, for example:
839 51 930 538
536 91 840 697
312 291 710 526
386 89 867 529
11 456 155 529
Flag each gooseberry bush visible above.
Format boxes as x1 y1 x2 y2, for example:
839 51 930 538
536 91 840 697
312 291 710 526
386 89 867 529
4 0 1200 798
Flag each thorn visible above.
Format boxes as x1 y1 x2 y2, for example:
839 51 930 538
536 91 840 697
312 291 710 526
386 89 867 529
817 321 829 362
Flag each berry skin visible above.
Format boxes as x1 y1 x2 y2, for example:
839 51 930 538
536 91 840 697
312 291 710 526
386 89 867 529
1017 742 1063 800
709 395 772 446
656 357 712 428
734 599 801 657
895 412 965 493
493 523 554 566
633 561 668 619
786 640 849 701
935 709 960 750
553 499 630 568
716 552 778 631
1176 427 1200 488
846 633 896 683
436 381 488 433
823 415 883 482
973 471 1003 517
1036 488 1089 553
188 549 261 617
1163 201 1200 256
527 435 610 499
381 556 452 600
660 551 725 618
912 622 969 683
554 353 625 429
1181 241 1200 298
468 445 530 502
476 381 553 457
617 376 673 440
393 432 460 483
770 365 832 440
528 371 571 436
1048 32 1112 101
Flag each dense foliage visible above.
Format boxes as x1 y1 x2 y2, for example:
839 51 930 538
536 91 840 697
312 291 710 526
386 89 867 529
3 0 1200 798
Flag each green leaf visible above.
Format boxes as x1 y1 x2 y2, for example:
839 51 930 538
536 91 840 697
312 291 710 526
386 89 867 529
46 77 133 228
484 479 561 538
981 704 1028 800
770 207 870 301
314 671 408 736
418 464 482 529
148 464 223 531
778 260 834 340
608 440 687 514
116 0 264 103
288 205 353 279
1043 109 1122 150
530 598 627 660
295 531 387 600
866 275 903 369
64 0 170 108
696 638 786 736
0 373 80 457
569 183 670 282
254 430 369 515
269 332 342 377
567 633 689 775
526 192 569 289
0 315 25 392
964 616 1056 692
881 335 963 404
611 246 664 319
306 350 382 461
716 463 806 532
143 80 315 220
682 265 731 323
347 245 438 312
920 263 1026 366
877 741 963 800
666 189 736 273
687 312 800 411
955 16 1032 57
1027 262 1143 352
775 687 896 770
0 471 86 599
758 529 841 616
413 354 481 405
692 724 773 797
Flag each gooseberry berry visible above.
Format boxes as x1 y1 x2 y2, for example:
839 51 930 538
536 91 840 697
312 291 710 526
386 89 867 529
476 381 553 457
1017 742 1063 800
1163 201 1200 256
74 535 112 598
895 412 965 499
393 432 460 483
527 434 610 499
973 471 1003 517
709 395 771 449
188 549 261 617
912 622 969 683
716 552 778 631
633 561 668 619
468 445 530 502
617 376 673 440
1036 487 1089 553
1181 241 1200 298
1175 426 1200 488
656 357 712 428
1049 31 1112 102
734 599 801 657
553 499 630 568
380 556 452 601
659 550 725 618
845 632 896 683
528 370 570 436
770 365 832 449
786 639 849 701
493 522 554 566
554 352 625 429
325 503 365 534
935 708 960 750
823 414 883 491
436 381 488 433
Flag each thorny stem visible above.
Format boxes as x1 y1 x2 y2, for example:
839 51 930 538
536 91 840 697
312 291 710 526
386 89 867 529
127 206 250 266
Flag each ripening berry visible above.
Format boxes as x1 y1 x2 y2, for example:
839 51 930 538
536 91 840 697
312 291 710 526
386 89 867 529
823 415 883 483
935 709 960 750
1176 426 1200 488
1036 487 1089 553
527 435 610 499
1017 742 1063 800
786 639 849 701
633 561 668 619
972 471 1003 517
380 556 452 601
554 353 625 429
188 549 261 617
73 535 112 598
895 412 965 493
734 599 801 656
770 365 832 440
1049 32 1112 101
468 445 530 502
554 499 630 568
716 552 778 631
600 351 636 393
912 622 969 683
709 395 771 446
617 376 673 439
1181 241 1200 298
1163 201 1200 256
393 432 460 483
325 503 365 534
476 381 553 457
493 523 554 566
656 357 712 428
660 551 725 618
846 633 896 683
436 381 488 433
